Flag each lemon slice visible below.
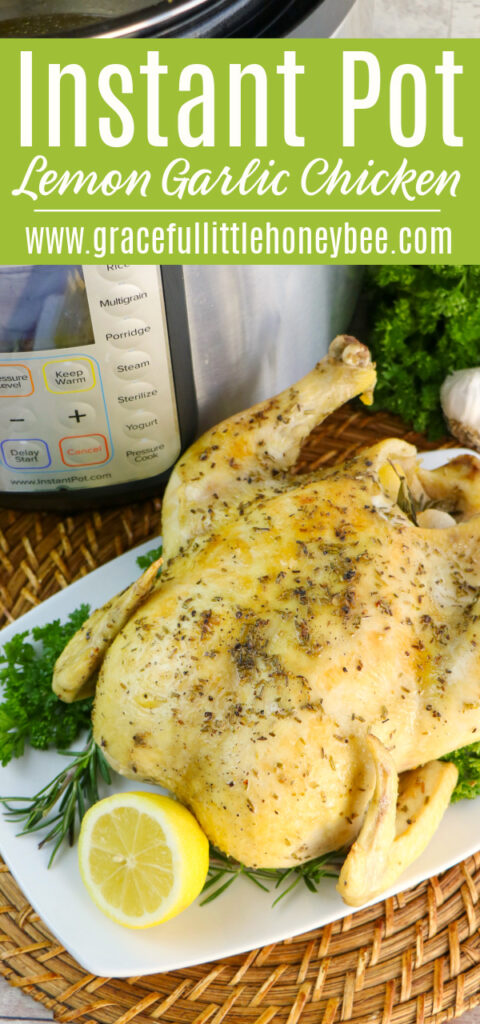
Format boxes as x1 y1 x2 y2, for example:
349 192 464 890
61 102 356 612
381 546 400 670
78 792 209 928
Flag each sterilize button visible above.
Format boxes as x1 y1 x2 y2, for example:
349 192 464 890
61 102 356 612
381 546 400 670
44 358 95 394
1 439 51 470
112 352 152 380
57 402 97 429
122 410 160 438
116 382 160 407
0 364 34 397
59 434 109 467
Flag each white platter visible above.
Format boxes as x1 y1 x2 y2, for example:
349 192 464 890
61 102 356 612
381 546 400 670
1 447 479 978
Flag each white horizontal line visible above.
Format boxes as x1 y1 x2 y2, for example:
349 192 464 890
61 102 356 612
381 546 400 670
33 208 443 215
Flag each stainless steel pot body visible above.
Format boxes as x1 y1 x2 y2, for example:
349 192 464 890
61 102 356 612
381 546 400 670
0 0 372 38
183 265 363 431
291 0 373 37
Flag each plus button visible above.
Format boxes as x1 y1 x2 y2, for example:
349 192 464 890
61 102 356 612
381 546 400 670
68 409 87 423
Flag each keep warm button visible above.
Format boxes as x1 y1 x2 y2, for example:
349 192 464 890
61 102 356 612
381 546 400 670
60 434 109 467
44 358 95 394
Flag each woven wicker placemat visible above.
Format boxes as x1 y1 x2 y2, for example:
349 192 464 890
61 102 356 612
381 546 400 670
1 405 478 1024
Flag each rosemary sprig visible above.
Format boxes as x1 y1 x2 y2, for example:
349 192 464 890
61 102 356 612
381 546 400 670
202 848 342 906
0 730 112 866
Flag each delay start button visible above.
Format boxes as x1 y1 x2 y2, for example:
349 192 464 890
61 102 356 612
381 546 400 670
59 434 109 467
1 439 51 470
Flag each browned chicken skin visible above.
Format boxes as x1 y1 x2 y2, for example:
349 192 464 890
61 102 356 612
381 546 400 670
54 337 480 906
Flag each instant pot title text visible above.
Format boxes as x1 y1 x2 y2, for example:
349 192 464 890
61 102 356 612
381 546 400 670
14 49 463 204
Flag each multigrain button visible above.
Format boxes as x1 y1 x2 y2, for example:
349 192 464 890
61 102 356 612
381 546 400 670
1 439 51 469
97 285 148 317
116 382 159 407
112 352 152 380
59 434 109 467
44 358 95 394
0 364 34 397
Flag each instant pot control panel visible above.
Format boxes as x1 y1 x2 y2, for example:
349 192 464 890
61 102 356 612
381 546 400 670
0 265 191 498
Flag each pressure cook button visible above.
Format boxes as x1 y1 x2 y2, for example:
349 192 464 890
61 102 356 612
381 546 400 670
1 439 51 469
116 382 159 407
59 434 109 467
122 410 160 437
43 359 95 394
125 440 166 467
0 364 34 397
112 352 152 380
57 402 97 428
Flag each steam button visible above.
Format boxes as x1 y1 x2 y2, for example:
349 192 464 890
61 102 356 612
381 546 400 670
1 439 51 470
112 352 152 380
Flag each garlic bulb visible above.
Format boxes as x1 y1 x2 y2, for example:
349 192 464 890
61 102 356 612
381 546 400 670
416 508 457 529
440 368 480 451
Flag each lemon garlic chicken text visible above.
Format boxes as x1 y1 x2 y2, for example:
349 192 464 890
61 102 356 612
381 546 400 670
54 337 480 907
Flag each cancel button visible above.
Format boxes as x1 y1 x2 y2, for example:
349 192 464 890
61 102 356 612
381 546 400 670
60 434 109 467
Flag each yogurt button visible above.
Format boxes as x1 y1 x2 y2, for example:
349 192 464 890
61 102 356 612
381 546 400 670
122 410 160 438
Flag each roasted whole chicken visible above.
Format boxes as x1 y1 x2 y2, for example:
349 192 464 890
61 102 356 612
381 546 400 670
54 337 480 907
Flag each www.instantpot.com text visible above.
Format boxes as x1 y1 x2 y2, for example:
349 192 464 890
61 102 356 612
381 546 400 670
25 221 453 260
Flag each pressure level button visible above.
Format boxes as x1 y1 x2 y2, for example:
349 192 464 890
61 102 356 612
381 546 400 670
44 358 95 394
1 439 51 470
0 364 34 397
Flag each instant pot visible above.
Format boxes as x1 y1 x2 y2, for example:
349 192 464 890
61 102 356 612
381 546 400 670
0 0 372 37
0 264 362 511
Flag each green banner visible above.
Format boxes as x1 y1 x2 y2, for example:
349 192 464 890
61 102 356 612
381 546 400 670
0 40 476 263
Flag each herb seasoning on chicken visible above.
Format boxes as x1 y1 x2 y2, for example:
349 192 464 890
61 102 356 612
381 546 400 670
54 337 480 907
